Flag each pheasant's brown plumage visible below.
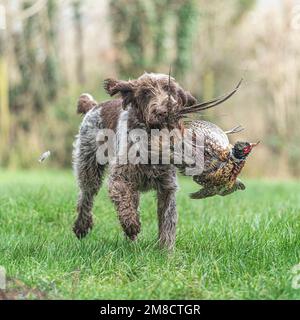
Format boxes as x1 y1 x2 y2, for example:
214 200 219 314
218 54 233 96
181 120 258 199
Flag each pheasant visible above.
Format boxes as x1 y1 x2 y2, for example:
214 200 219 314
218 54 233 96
181 120 259 199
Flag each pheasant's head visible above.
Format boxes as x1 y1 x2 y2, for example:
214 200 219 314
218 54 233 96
232 141 260 160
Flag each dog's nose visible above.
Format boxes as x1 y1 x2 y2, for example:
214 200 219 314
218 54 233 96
157 110 168 118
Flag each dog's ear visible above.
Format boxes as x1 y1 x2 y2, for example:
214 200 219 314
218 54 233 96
177 87 197 107
104 78 134 109
186 91 197 106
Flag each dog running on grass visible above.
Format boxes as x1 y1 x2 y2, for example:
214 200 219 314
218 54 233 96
73 72 239 249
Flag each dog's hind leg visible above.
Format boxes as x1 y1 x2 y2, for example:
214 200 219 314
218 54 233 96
108 175 141 241
73 118 106 238
73 162 105 238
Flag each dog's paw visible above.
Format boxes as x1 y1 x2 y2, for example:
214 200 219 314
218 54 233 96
73 218 93 239
124 223 141 241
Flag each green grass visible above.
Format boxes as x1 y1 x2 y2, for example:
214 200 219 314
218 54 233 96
0 170 300 299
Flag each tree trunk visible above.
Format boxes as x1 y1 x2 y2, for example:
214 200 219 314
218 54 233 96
73 0 85 85
0 3 10 150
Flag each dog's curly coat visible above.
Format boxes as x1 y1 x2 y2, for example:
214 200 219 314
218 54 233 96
73 72 197 249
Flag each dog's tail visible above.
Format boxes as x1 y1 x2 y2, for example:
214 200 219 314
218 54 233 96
77 93 98 114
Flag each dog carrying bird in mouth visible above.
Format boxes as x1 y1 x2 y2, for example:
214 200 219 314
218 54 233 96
73 72 254 249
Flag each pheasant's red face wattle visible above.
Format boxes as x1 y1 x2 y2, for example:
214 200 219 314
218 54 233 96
243 141 260 155
243 145 252 155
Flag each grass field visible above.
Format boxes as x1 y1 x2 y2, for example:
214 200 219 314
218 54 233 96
0 170 300 299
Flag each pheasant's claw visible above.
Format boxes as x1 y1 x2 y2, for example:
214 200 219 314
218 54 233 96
236 179 246 190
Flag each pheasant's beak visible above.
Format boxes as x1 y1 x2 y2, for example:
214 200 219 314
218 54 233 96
250 141 260 148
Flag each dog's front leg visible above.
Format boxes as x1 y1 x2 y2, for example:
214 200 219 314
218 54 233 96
157 190 178 250
109 176 141 241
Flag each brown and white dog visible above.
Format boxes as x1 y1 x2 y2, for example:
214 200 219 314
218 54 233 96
73 72 240 249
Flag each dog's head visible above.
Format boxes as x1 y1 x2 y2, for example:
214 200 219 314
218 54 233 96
104 72 197 129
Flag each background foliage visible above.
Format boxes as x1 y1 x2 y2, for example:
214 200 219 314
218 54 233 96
0 0 299 177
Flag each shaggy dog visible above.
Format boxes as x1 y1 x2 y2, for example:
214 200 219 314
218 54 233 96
73 72 197 249
73 72 239 249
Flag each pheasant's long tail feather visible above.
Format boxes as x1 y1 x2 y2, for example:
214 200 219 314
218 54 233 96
190 188 218 199
177 78 243 119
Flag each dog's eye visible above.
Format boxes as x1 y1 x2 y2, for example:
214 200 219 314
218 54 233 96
140 88 152 97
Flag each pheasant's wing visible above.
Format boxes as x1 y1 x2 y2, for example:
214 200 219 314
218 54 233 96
189 120 230 149
185 120 232 177
189 120 231 167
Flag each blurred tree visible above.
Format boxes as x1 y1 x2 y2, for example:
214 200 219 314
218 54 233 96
249 1 300 176
198 0 255 102
174 0 198 81
72 0 85 84
0 1 10 151
152 0 170 65
11 0 59 114
109 0 201 78
110 0 149 76
109 0 254 84
232 0 256 24
44 0 59 99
